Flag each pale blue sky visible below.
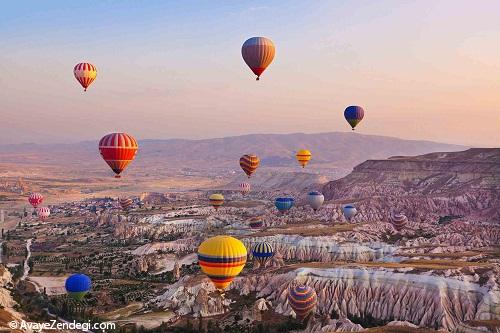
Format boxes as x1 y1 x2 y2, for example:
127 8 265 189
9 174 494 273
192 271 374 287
1 1 499 146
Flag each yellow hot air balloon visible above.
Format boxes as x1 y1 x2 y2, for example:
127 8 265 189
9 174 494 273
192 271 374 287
198 235 247 290
296 149 312 168
209 193 224 210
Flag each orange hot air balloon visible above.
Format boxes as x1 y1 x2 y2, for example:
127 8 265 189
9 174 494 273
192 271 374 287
99 133 138 178
242 37 275 80
239 154 260 178
74 63 97 91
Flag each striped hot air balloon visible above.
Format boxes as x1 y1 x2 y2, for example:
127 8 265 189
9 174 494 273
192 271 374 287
99 133 138 178
344 105 365 130
119 198 133 211
197 235 247 290
307 191 324 211
343 204 357 221
275 197 294 214
28 193 43 208
74 63 97 91
252 241 274 267
36 207 50 221
296 149 312 168
239 182 251 195
242 37 275 80
288 284 318 320
248 216 263 229
65 274 92 300
240 154 260 178
209 193 224 211
391 212 408 231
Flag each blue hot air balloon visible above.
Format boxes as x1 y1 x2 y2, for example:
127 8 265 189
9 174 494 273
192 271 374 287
252 241 274 267
344 105 364 130
275 197 294 214
65 274 92 300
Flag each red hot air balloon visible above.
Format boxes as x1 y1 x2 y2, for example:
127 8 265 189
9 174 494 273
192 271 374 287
28 193 43 208
74 63 97 91
242 37 275 80
99 133 138 178
239 182 251 195
36 207 50 221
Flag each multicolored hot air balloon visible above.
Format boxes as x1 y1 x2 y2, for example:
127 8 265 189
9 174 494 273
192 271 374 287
197 235 247 290
239 182 251 195
74 63 97 91
119 198 133 211
275 197 294 214
240 154 260 178
209 193 224 211
28 193 43 208
391 212 408 231
36 207 50 221
99 133 138 178
344 105 364 130
296 150 312 168
252 241 274 267
248 216 263 229
307 191 324 211
65 273 92 300
242 37 275 81
288 284 318 320
343 204 357 221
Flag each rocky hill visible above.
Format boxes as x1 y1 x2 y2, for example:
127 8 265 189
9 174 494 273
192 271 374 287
322 148 500 222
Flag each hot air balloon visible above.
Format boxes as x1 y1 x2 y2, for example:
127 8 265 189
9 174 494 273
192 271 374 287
343 204 357 221
197 235 247 290
65 274 92 300
119 198 133 211
275 197 294 214
344 105 364 130
296 150 312 168
252 241 274 267
248 216 263 229
239 182 251 195
242 37 275 81
74 63 97 91
288 284 318 320
240 154 260 178
28 193 43 208
307 191 324 211
99 133 138 178
36 207 50 221
209 193 224 211
391 212 408 231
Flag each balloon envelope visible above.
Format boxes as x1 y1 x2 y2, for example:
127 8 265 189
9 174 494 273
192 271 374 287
209 193 224 210
307 191 324 211
288 284 317 320
248 216 263 229
242 37 275 80
252 241 274 267
391 212 408 231
197 235 247 290
119 198 133 211
28 193 43 208
296 150 312 168
99 133 138 178
275 197 294 213
36 207 50 220
65 273 91 300
240 154 260 178
74 63 97 91
239 182 251 195
344 106 364 130
343 204 357 220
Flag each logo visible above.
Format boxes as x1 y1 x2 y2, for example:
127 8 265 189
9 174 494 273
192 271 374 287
8 321 18 329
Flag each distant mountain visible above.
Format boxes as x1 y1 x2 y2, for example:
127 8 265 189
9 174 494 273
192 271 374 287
0 132 466 177
322 148 500 222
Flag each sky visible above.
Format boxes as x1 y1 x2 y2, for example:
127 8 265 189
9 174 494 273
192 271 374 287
1 0 499 146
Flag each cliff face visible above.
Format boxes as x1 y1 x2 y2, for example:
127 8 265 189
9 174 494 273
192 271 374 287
322 148 500 222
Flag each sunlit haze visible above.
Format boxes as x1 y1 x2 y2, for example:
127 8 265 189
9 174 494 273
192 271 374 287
1 1 499 146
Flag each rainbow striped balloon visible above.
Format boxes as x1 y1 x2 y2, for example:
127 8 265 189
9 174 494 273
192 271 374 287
248 216 263 229
239 154 260 178
209 193 224 210
288 284 317 320
198 235 247 290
